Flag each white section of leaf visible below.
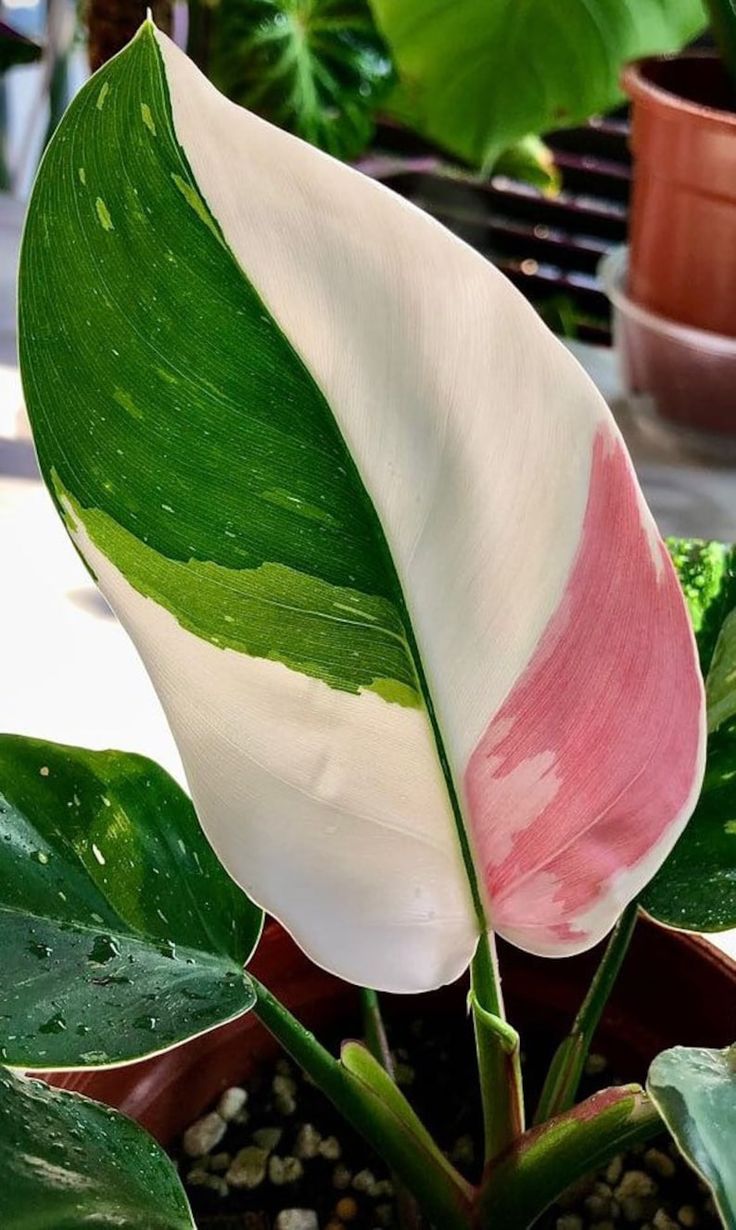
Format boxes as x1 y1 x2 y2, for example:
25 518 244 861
67 507 478 993
156 29 612 777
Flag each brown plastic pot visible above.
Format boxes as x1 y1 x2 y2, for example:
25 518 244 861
623 52 736 338
46 919 736 1151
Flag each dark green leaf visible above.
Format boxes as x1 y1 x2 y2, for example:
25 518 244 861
208 0 394 160
0 1066 194 1229
648 1045 736 1230
643 541 736 932
0 735 263 1068
369 0 707 168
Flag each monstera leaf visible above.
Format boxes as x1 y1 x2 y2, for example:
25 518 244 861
0 736 263 1068
18 22 704 994
208 0 393 160
644 542 736 932
369 0 707 168
0 1067 194 1229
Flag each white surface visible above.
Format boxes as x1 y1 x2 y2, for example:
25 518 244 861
0 477 182 778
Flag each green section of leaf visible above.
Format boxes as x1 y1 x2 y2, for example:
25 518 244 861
648 1046 736 1230
0 735 262 1068
643 541 736 932
58 483 419 705
20 23 420 710
0 20 41 73
0 1067 194 1229
369 0 707 168
706 608 736 733
208 0 394 161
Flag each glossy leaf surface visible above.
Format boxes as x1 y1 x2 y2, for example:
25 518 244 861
0 735 262 1068
369 0 706 167
208 0 393 160
648 1046 736 1230
19 24 704 993
644 542 736 932
0 1066 194 1229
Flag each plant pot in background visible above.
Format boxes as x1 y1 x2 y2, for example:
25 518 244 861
624 53 736 339
47 919 736 1151
601 247 736 442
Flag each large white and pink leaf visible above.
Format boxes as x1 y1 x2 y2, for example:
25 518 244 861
17 23 705 992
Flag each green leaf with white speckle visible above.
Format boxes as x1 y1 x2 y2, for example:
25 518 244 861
0 735 263 1069
648 1046 736 1230
0 1066 194 1229
643 541 736 932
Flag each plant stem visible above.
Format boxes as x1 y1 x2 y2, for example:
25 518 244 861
471 931 524 1164
360 988 423 1230
477 1084 662 1230
361 988 395 1077
535 901 639 1125
252 977 473 1230
705 0 736 89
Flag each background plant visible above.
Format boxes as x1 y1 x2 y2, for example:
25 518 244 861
83 0 709 176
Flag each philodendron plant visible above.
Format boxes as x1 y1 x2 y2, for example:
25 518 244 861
7 19 736 1230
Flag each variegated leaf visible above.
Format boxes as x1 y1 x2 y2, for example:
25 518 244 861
18 23 705 993
648 1046 736 1230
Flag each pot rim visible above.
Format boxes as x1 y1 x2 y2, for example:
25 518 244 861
600 245 736 352
622 50 736 132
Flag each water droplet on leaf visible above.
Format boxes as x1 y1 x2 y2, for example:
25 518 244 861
88 935 120 964
39 1012 66 1035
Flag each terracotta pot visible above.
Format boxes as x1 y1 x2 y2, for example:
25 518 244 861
623 52 736 338
47 918 736 1149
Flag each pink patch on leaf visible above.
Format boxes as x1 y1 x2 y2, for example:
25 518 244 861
464 428 704 956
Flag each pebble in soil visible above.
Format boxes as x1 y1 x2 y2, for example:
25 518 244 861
175 1009 721 1230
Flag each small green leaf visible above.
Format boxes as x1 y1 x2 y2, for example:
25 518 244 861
0 1066 194 1229
208 0 394 160
648 1046 736 1230
478 1084 661 1229
0 735 263 1068
493 136 561 196
643 541 736 932
341 1040 460 1178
